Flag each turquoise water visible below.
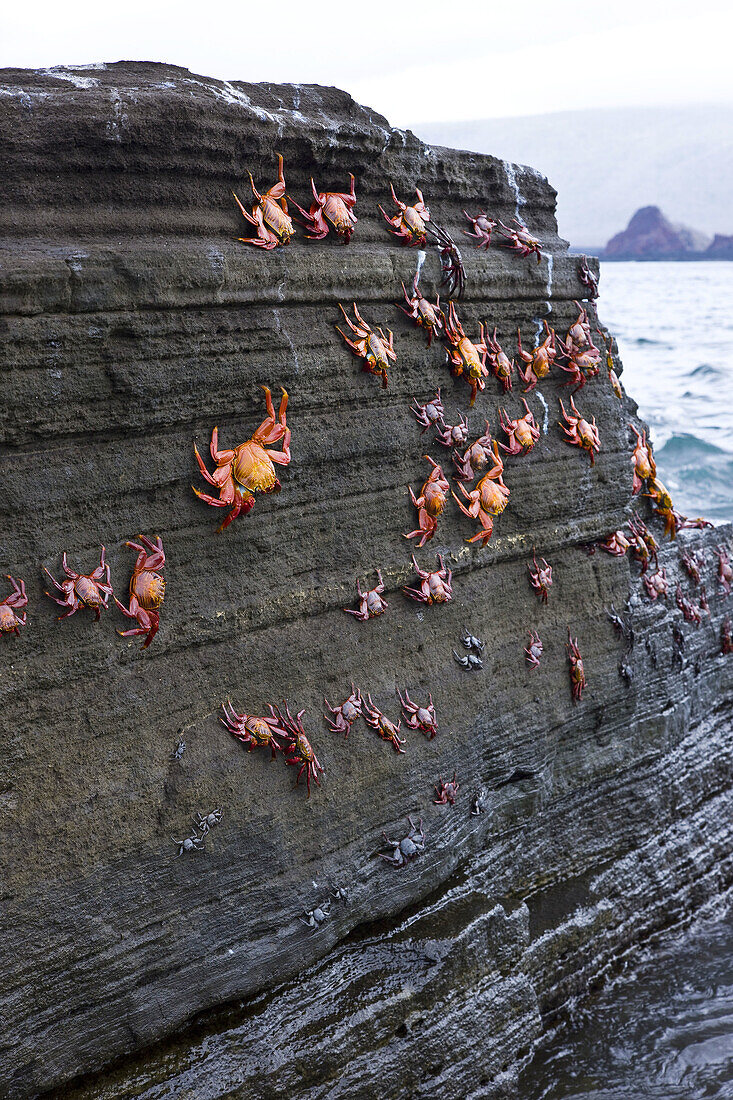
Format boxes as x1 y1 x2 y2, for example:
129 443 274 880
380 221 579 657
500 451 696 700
599 261 733 524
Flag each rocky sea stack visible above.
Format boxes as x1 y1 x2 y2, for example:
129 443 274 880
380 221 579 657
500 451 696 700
1 62 732 1099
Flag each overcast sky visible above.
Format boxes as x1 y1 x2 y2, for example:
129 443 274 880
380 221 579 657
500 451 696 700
4 0 732 126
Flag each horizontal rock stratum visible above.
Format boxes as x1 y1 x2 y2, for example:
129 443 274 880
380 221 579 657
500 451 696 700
0 62 731 1099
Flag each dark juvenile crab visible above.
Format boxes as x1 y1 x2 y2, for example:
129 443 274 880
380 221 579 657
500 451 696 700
643 568 669 601
426 221 466 298
461 626 484 653
486 327 515 392
722 614 733 655
195 809 223 835
271 701 325 796
516 322 558 391
301 903 331 931
378 816 425 868
497 218 542 263
453 649 483 671
398 274 443 346
402 553 453 605
567 629 586 702
379 183 430 246
675 584 702 626
434 414 470 449
498 399 540 455
43 546 113 621
344 570 388 621
336 303 396 388
433 772 459 805
577 256 599 298
528 550 552 603
170 738 186 761
404 456 450 546
525 629 543 670
0 575 27 637
363 696 406 753
324 685 364 738
232 154 295 250
717 546 732 595
291 174 357 242
680 549 705 587
173 833 205 858
398 689 438 739
463 209 497 249
410 388 445 434
558 396 600 464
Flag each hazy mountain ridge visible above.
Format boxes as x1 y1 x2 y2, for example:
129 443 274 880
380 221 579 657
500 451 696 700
414 105 733 250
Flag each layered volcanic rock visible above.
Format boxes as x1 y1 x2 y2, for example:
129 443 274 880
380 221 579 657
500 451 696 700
1 63 732 1099
603 204 711 259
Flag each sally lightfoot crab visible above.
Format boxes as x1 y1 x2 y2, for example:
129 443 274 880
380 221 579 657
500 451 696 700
498 399 539 455
193 386 291 532
404 457 450 546
291 174 357 242
558 396 600 464
336 303 396 388
379 184 430 246
516 322 557 391
271 701 325 796
463 209 497 249
232 154 295 249
442 301 488 406
453 422 497 482
717 546 732 594
433 772 459 805
398 689 438 739
114 534 166 648
343 570 388 620
401 553 453 605
398 274 443 346
0 575 27 636
486 327 515 392
410 388 444 433
566 629 586 702
324 685 363 737
631 426 656 494
528 550 552 603
363 696 406 753
378 817 425 867
524 630 543 670
43 546 113 621
220 700 287 759
452 455 510 546
497 218 542 263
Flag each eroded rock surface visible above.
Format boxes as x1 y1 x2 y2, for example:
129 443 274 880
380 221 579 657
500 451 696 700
0 63 731 1099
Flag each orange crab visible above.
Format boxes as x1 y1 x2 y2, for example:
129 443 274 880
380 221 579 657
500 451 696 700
631 425 656 494
291 174 357 242
516 322 557 391
398 274 443 346
463 209 497 249
232 154 295 249
193 386 291 532
114 534 166 648
379 183 430 246
453 421 496 482
336 302 396 388
404 457 450 547
442 301 489 406
43 546 113 621
567 629 586 702
486 327 514 392
558 396 600 465
498 399 540 455
0 575 27 637
645 477 678 538
451 443 510 546
598 329 623 399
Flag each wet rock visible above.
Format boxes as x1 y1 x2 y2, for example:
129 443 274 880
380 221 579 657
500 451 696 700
0 62 731 1099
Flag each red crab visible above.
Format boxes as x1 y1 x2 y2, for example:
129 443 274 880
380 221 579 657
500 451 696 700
43 546 113 621
578 256 599 298
722 615 733 655
344 569 388 621
524 629 543 670
453 422 497 482
426 222 465 298
528 550 552 603
516 322 557 391
193 386 290 532
629 515 659 571
558 342 602 392
336 302 396 388
434 414 469 449
598 329 623 399
497 218 542 263
232 154 295 250
680 548 704 587
463 209 497 249
442 301 488 406
398 689 438 739
452 466 510 546
433 771 459 805
558 396 600 465
631 426 656 494
398 274 443 346
566 629 586 702
363 696 406 753
498 399 540 455
402 553 453 605
220 700 287 759
566 301 593 353
486 327 514 392
379 184 430 246
291 174 357 242
675 584 702 626
643 568 669 600
0 575 27 637
272 701 325 796
410 388 444 433
717 546 732 594
596 530 631 557
699 585 710 615
114 534 165 648
645 478 678 539
324 685 363 737
404 456 450 546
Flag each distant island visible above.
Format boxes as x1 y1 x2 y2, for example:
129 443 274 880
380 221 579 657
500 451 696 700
601 205 733 261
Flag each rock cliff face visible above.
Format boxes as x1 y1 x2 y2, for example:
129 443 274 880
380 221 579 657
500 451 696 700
603 204 711 259
1 63 731 1099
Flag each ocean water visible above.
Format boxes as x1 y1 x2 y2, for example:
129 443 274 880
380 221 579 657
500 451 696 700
598 261 733 524
521 904 733 1099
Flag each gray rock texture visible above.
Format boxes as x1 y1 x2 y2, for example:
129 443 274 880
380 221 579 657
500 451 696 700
0 63 731 1099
